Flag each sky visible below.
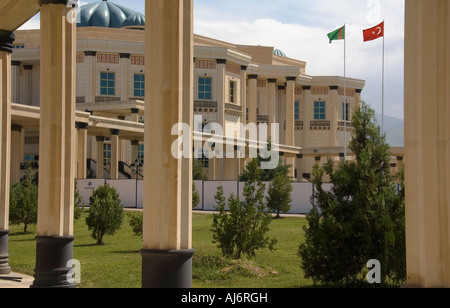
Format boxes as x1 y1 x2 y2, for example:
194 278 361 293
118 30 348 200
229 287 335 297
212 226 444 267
19 0 405 119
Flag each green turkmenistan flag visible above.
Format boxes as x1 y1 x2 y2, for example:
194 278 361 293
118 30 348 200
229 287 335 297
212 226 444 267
327 25 345 43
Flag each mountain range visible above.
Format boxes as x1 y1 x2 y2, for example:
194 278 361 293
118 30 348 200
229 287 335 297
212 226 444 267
374 114 404 147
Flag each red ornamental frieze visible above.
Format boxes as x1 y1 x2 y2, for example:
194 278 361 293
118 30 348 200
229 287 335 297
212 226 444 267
97 53 120 64
131 56 145 65
196 59 216 70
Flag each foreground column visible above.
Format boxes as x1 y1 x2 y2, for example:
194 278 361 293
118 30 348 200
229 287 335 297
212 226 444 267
404 0 450 288
285 77 296 179
0 30 14 275
141 0 194 288
76 122 88 179
32 1 77 288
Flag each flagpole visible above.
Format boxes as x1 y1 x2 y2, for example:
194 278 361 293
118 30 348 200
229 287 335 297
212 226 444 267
382 19 385 134
344 24 347 161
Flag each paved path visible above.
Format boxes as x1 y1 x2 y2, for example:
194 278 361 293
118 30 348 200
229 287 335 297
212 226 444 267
0 272 34 288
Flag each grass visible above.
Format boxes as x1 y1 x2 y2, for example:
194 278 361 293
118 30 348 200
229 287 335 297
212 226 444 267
7 211 394 288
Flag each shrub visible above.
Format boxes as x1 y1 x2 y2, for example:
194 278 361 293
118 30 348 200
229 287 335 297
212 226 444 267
298 102 406 285
266 171 293 218
212 159 277 259
86 184 124 245
9 164 38 233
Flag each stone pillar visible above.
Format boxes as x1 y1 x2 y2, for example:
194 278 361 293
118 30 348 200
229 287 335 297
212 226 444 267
329 86 339 147
355 89 362 110
120 53 130 101
285 77 296 179
216 59 226 127
131 108 140 123
247 74 258 125
110 129 120 180
268 78 277 139
22 65 33 105
11 61 20 103
77 122 88 179
84 51 96 103
0 29 14 275
11 124 23 184
141 0 194 288
404 0 450 288
278 85 286 145
131 140 139 165
96 136 105 179
32 1 77 288
240 66 247 126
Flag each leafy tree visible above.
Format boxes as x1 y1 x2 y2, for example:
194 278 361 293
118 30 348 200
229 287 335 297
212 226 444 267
193 158 208 181
74 179 85 220
212 159 277 259
298 102 406 285
128 212 143 237
86 184 124 245
9 164 38 233
192 182 200 209
266 171 293 218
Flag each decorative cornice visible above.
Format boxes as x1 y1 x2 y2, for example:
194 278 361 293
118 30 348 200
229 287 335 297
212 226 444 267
0 30 15 54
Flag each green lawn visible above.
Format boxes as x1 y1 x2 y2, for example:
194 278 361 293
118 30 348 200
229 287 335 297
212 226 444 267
8 211 313 288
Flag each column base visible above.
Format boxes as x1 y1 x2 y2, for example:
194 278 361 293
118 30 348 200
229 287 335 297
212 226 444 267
141 249 194 288
0 230 11 275
31 236 77 288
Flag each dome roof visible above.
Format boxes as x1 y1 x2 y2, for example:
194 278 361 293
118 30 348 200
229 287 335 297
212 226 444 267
78 0 144 29
122 12 145 29
273 49 287 57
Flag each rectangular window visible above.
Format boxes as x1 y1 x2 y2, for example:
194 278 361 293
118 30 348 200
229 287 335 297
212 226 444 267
314 101 326 120
134 74 145 97
229 80 236 103
103 144 111 167
138 144 144 164
198 77 212 100
295 101 300 120
100 72 115 96
342 102 349 121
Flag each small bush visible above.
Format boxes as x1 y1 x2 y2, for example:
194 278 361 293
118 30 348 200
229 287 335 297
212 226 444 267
86 184 124 245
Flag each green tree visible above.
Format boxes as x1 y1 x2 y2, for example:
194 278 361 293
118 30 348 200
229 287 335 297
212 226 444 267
212 159 277 259
266 171 293 218
9 164 38 233
128 212 143 237
86 184 124 245
298 102 406 285
74 179 85 220
192 182 200 209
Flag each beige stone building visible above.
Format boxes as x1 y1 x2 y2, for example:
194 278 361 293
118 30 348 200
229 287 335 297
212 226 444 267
9 0 365 183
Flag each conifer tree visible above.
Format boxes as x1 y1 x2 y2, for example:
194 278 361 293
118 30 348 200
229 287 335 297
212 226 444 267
298 102 406 285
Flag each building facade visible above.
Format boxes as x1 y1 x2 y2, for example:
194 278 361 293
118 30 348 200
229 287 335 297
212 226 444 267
10 0 365 183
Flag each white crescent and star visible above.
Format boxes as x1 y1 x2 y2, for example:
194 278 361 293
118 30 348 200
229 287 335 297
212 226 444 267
372 27 382 35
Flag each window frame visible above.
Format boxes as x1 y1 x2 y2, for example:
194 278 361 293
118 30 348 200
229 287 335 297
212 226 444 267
133 73 145 98
100 71 116 96
198 77 212 100
314 101 326 120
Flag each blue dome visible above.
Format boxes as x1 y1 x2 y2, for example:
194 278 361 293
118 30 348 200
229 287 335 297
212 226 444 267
122 12 145 29
273 49 287 57
78 0 144 29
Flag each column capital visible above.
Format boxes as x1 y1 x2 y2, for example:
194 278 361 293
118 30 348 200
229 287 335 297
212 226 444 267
216 59 227 65
131 140 140 146
131 108 140 114
23 65 33 71
286 76 297 82
329 85 339 90
110 129 120 136
302 85 311 91
355 89 363 94
0 30 15 54
84 50 97 57
278 85 286 90
11 124 23 132
268 78 277 84
240 65 248 71
38 0 73 6
76 122 89 130
96 136 105 142
11 61 21 67
120 53 131 59
248 74 258 80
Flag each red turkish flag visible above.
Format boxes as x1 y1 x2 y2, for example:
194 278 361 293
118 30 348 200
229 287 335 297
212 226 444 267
363 21 384 42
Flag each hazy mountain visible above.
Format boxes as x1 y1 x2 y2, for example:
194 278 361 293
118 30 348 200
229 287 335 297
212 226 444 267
374 114 404 147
